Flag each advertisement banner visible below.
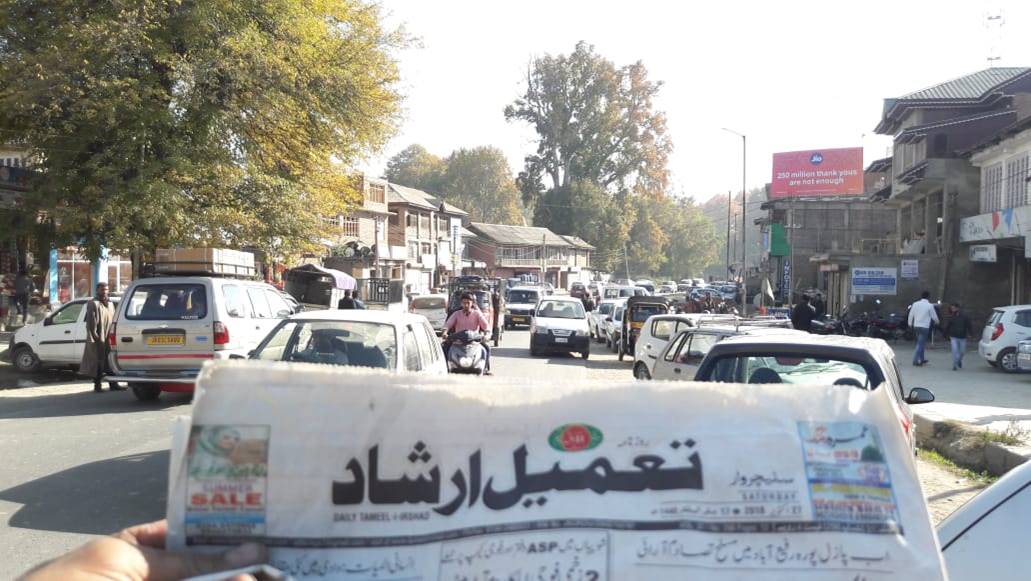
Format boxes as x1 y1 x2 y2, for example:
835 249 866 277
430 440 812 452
771 148 864 198
167 361 946 580
901 259 919 279
851 267 897 296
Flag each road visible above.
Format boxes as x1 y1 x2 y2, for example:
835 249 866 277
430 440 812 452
0 330 984 577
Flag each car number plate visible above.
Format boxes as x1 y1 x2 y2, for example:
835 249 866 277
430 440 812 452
146 335 185 346
554 337 568 343
513 316 527 323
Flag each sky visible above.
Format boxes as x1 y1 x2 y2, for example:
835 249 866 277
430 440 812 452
362 0 1031 202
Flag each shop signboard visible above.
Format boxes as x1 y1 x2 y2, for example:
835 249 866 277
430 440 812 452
970 244 997 263
901 259 919 279
851 267 897 296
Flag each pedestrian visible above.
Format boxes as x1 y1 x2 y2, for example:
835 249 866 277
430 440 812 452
944 302 972 371
352 288 366 310
13 266 33 325
790 294 816 332
79 282 124 392
337 289 355 309
907 290 939 367
812 293 826 318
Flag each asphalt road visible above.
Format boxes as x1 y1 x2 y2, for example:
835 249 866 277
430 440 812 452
0 330 985 578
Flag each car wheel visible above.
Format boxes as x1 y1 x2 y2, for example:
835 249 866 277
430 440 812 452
999 348 1019 373
13 346 40 373
582 350 590 360
634 362 651 380
130 383 162 402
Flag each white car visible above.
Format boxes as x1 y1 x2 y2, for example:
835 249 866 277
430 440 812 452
632 313 736 379
604 302 627 352
505 287 544 329
8 297 121 372
649 324 800 381
409 293 448 334
588 299 620 342
529 296 590 359
937 459 1031 580
108 276 292 400
248 309 447 375
978 305 1031 372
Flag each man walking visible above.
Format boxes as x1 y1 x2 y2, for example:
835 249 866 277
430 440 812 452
908 291 939 366
944 302 972 371
352 288 366 310
791 294 816 332
13 267 33 325
79 283 123 392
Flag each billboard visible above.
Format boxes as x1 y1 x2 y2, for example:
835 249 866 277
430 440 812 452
851 267 897 296
771 147 863 198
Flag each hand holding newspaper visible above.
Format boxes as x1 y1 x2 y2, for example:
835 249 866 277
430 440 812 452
167 360 946 580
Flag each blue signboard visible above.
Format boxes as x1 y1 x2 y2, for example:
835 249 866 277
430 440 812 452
851 267 897 296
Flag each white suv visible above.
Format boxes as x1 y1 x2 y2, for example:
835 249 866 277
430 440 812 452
978 305 1031 373
108 276 291 400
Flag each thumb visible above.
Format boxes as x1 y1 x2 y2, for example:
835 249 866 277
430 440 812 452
143 543 267 581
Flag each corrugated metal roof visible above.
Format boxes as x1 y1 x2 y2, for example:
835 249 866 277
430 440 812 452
560 235 595 250
387 183 470 215
468 222 574 247
899 67 1030 101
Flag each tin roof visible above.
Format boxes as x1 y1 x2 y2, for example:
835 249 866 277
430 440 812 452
468 222 592 248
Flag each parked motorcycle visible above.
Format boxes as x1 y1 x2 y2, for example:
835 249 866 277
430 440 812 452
810 313 845 335
866 300 906 341
842 310 870 337
445 330 488 375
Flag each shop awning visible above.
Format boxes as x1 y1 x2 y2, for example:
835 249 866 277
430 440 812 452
769 223 790 257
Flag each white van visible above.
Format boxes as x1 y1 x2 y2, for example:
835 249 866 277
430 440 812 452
108 276 291 400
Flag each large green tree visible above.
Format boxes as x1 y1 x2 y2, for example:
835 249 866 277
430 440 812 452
0 0 403 260
384 144 446 194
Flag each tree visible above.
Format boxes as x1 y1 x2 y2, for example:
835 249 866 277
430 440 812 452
384 144 446 194
439 147 523 224
0 0 404 260
700 187 766 280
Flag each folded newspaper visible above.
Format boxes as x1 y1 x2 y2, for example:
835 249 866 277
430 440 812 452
167 360 947 580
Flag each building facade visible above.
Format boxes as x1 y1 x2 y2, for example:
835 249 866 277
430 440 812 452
465 223 593 288
386 183 468 293
321 175 399 280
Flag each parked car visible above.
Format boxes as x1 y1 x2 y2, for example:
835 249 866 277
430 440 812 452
632 313 737 379
649 323 798 381
979 305 1031 372
529 296 590 359
695 333 935 453
247 309 447 375
409 293 448 334
604 302 627 352
504 287 544 329
107 276 292 401
589 299 620 342
937 459 1031 580
8 297 121 373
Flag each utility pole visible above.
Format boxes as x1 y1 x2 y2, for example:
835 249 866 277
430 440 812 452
721 127 747 313
624 243 631 282
725 190 732 280
541 233 546 285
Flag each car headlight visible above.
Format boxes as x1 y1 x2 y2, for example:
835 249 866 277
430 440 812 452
1020 343 1031 353
534 326 549 334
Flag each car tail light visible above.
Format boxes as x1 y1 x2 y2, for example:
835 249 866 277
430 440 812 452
991 323 1004 341
213 321 230 345
108 323 117 347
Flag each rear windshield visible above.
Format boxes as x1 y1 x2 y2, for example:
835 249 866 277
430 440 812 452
537 300 585 319
254 320 396 369
124 283 208 320
411 296 446 310
630 304 666 322
508 290 540 304
705 355 873 388
988 310 1004 325
598 303 614 315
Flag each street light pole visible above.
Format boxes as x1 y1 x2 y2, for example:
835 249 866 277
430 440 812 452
722 128 748 314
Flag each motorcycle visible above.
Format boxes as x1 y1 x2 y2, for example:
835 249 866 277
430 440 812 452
810 313 845 335
842 310 870 337
445 330 488 375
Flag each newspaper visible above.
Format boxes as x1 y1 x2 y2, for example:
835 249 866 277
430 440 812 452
167 360 947 580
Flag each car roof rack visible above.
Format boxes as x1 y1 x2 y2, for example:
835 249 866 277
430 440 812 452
695 316 793 331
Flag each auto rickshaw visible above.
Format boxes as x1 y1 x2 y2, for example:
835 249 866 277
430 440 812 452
618 295 672 361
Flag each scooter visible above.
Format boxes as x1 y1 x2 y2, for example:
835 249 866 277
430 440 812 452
445 330 488 375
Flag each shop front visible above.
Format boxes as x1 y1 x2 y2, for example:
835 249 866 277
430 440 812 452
50 248 133 305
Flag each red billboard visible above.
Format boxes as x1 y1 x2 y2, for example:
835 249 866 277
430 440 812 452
770 147 864 198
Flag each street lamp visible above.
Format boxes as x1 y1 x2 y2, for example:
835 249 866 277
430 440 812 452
721 127 747 313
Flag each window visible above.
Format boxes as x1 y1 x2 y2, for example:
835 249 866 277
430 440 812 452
707 355 872 387
651 319 676 340
437 216 448 235
406 213 415 228
408 242 419 259
1005 153 1030 209
597 302 614 316
421 242 432 255
536 300 585 319
419 213 430 232
254 320 395 369
125 284 208 320
411 296 446 310
414 324 435 365
265 290 292 318
664 332 689 362
685 333 718 361
368 183 386 204
982 163 1005 212
343 216 359 237
421 323 441 363
222 285 248 318
52 302 85 325
247 287 272 318
403 331 421 371
254 322 297 361
1015 310 1031 328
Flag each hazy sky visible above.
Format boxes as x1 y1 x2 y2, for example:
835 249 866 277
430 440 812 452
363 0 1031 201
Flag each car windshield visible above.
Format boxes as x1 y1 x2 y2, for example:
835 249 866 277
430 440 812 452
508 290 540 304
537 300 585 319
411 296 445 310
124 283 207 320
254 320 397 369
630 304 665 322
708 355 872 388
598 303 614 315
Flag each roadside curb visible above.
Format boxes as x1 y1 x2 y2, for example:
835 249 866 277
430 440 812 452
915 409 1031 477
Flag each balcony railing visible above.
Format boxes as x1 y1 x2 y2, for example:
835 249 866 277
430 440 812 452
496 257 570 267
852 237 900 255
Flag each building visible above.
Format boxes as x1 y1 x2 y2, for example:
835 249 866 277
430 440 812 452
320 175 396 280
386 183 468 293
465 223 594 288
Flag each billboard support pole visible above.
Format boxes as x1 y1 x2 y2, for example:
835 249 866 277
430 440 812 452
741 135 747 315
725 190 731 280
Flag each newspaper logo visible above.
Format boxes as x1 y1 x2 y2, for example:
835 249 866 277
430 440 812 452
186 424 269 537
548 423 603 452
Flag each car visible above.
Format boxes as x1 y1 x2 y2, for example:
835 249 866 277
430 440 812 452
530 296 590 358
247 309 447 375
635 280 656 294
7 297 121 373
658 284 676 294
632 313 737 379
649 322 799 381
690 288 724 302
569 282 588 299
409 293 448 334
107 276 292 401
604 302 627 352
504 287 544 329
602 285 649 300
694 333 935 453
588 299 621 342
937 459 1031 580
978 305 1031 372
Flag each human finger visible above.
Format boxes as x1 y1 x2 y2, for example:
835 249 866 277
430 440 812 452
142 543 267 581
119 519 170 549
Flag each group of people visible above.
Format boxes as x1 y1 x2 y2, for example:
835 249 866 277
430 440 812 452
336 289 365 310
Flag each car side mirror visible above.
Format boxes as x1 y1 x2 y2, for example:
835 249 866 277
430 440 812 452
905 387 935 405
43 316 53 326
276 309 292 318
229 353 246 360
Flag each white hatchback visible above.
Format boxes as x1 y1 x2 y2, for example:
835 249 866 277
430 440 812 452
409 294 448 334
978 305 1031 372
8 297 120 373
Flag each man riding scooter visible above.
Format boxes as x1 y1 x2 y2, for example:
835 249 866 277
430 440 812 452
443 293 492 374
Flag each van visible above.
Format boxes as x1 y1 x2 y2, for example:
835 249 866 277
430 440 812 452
108 276 292 400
